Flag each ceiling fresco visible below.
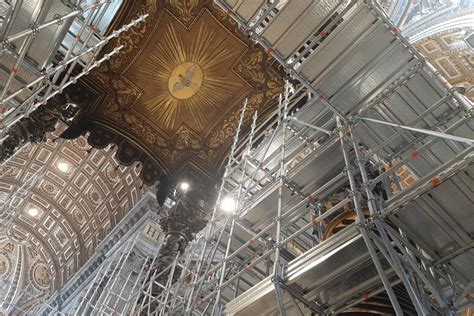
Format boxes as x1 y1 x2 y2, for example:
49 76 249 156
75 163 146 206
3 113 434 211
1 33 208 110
0 123 147 314
414 30 473 101
77 0 284 184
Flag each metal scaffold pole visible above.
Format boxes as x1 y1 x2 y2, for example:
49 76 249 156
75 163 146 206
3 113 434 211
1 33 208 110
337 116 404 315
167 243 196 313
187 98 248 315
213 109 259 315
348 125 454 315
130 253 160 313
355 116 474 146
2 1 109 46
273 84 291 316
157 252 180 315
75 232 141 315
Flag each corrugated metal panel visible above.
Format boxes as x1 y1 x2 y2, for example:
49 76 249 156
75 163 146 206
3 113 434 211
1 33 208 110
390 165 474 257
261 0 312 57
271 0 346 58
224 0 265 23
299 4 376 82
449 249 474 282
354 65 473 177
317 26 399 97
252 100 332 169
7 0 43 41
327 43 415 114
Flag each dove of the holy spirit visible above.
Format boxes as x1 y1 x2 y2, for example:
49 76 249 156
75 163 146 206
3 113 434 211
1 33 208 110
168 62 203 100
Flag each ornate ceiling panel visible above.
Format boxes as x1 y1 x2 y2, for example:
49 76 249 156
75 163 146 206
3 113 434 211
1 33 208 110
415 30 473 101
0 123 147 314
379 0 471 31
78 0 284 182
379 0 473 101
126 9 250 134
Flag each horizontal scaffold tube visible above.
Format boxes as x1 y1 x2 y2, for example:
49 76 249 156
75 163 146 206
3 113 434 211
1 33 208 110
3 1 111 45
355 115 473 145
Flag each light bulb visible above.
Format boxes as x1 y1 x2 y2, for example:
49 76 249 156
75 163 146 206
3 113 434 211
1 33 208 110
220 196 237 213
27 208 39 217
179 182 190 192
57 161 70 173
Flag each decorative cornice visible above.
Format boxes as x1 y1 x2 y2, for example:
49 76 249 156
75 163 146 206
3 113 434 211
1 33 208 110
0 94 80 164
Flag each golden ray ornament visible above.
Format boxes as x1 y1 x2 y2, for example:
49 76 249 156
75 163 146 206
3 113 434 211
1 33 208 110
130 18 244 131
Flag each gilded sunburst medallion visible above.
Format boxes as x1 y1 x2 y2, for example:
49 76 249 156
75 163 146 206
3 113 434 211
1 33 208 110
126 9 250 135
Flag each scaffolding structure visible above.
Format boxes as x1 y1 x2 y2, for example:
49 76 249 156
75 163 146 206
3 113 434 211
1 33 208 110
124 0 473 314
32 0 474 315
0 279 62 315
0 0 147 141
